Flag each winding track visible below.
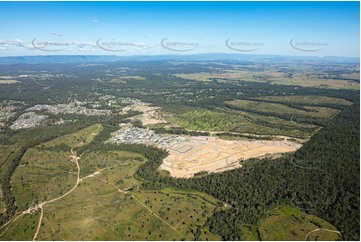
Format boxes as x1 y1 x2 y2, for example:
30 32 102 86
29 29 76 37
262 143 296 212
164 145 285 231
0 149 82 241
32 150 81 241
304 228 341 241
1 148 185 240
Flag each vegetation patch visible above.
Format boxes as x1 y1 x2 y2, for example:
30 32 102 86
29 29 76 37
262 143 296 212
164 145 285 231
170 108 317 139
255 206 341 241
174 71 360 90
1 124 221 240
226 99 339 119
41 124 103 149
257 95 353 107
0 211 39 240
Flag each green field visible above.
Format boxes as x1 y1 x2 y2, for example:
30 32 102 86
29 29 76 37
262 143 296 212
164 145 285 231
6 150 221 240
170 109 237 132
110 76 146 84
1 124 221 240
226 99 339 119
173 71 360 90
11 124 104 210
266 77 359 90
257 95 353 106
41 123 103 149
170 108 318 139
12 149 77 210
220 108 318 139
29 185 221 240
242 206 342 241
0 210 40 240
168 95 346 139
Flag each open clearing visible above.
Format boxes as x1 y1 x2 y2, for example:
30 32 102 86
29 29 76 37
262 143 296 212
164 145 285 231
1 124 221 240
257 95 353 106
0 80 19 84
123 102 167 126
226 100 339 119
111 126 303 178
174 70 360 90
5 149 220 240
41 123 103 149
110 75 146 84
169 95 349 140
160 136 302 178
170 108 317 139
242 205 341 241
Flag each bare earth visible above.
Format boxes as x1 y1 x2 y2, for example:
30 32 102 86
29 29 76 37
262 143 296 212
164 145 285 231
122 102 167 125
135 104 167 125
0 80 19 84
160 136 302 178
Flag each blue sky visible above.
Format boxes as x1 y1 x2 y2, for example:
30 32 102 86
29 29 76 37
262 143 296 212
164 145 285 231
0 1 359 57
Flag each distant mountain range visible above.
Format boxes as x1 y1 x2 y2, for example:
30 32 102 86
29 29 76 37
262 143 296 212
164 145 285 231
0 54 358 64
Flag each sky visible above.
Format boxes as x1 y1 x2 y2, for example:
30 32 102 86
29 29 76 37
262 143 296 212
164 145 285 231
0 1 359 57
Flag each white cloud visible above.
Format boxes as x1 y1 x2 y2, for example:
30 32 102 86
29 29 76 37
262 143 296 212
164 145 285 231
13 39 23 46
0 39 35 50
0 38 154 53
50 32 63 37
0 46 9 50
92 19 99 24
133 42 154 49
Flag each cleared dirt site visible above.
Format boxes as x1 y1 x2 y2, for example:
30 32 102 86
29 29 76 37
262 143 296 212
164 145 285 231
160 137 302 178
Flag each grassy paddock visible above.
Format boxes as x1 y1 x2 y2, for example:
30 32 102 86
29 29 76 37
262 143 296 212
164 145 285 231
41 124 103 149
241 205 341 241
3 123 221 240
257 95 353 106
170 108 317 139
226 99 338 119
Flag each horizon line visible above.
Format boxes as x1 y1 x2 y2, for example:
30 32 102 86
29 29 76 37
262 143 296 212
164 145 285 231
0 53 359 59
